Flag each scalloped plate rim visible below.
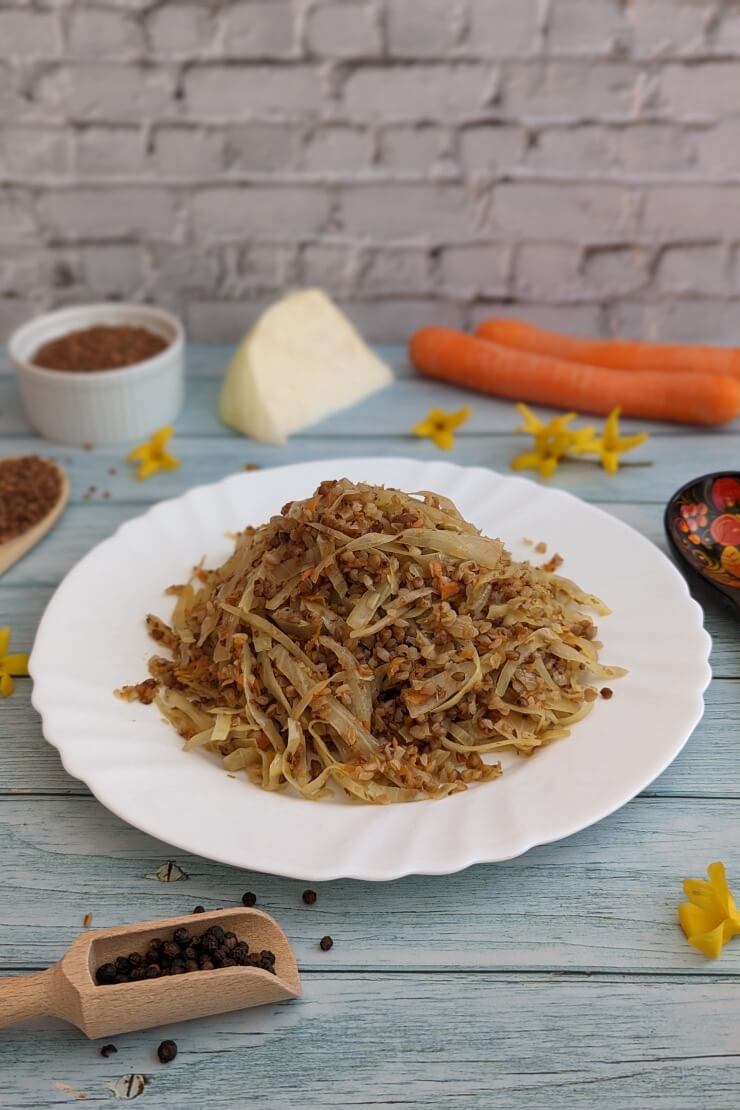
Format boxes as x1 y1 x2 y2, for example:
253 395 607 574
30 457 711 881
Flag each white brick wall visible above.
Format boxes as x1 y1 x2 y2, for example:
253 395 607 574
2 0 740 341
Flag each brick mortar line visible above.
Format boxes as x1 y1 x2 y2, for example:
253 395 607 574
4 298 740 312
8 233 740 246
2 116 733 133
0 119 727 130
7 178 740 190
1 104 732 120
6 53 740 64
4 247 739 263
0 247 736 265
3 240 739 255
5 172 740 188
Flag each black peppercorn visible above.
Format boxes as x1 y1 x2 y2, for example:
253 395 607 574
241 892 257 907
94 924 259 987
193 905 205 913
96 963 117 985
157 1039 178 1064
100 1044 118 1058
319 935 334 951
302 889 317 905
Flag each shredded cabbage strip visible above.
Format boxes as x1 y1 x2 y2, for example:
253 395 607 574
132 479 622 804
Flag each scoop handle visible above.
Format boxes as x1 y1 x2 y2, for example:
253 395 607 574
0 969 55 1028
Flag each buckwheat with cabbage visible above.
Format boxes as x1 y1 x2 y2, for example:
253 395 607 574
119 480 623 803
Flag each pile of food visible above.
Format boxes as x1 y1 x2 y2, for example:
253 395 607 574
0 456 63 544
122 480 623 803
33 324 168 372
95 923 276 985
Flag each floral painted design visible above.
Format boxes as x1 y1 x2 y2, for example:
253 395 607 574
710 513 740 547
679 502 708 530
710 475 740 512
678 502 709 545
669 474 740 589
720 545 740 579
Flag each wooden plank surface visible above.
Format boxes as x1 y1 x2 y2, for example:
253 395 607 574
2 340 738 436
2 431 738 507
4 371 739 440
1 343 738 1107
0 795 739 974
1 975 738 1109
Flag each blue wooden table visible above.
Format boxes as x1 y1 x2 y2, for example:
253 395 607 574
1 345 738 1108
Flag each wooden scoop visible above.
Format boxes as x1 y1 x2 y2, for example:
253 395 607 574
0 908 301 1039
0 457 69 577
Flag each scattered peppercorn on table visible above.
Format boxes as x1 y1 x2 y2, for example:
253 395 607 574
1 344 738 1108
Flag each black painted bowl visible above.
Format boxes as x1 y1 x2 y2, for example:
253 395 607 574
664 471 740 619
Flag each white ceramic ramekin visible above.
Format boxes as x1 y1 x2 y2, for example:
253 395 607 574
8 303 185 446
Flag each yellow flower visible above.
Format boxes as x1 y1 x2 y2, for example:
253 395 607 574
510 403 596 480
679 861 740 959
586 407 648 475
413 407 471 451
126 426 180 480
0 626 29 698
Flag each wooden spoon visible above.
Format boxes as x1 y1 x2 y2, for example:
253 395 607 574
0 458 69 577
0 907 301 1039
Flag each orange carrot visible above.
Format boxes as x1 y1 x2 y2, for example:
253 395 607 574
409 327 740 425
476 318 740 382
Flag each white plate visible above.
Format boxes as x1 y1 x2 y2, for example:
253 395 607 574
31 458 711 881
